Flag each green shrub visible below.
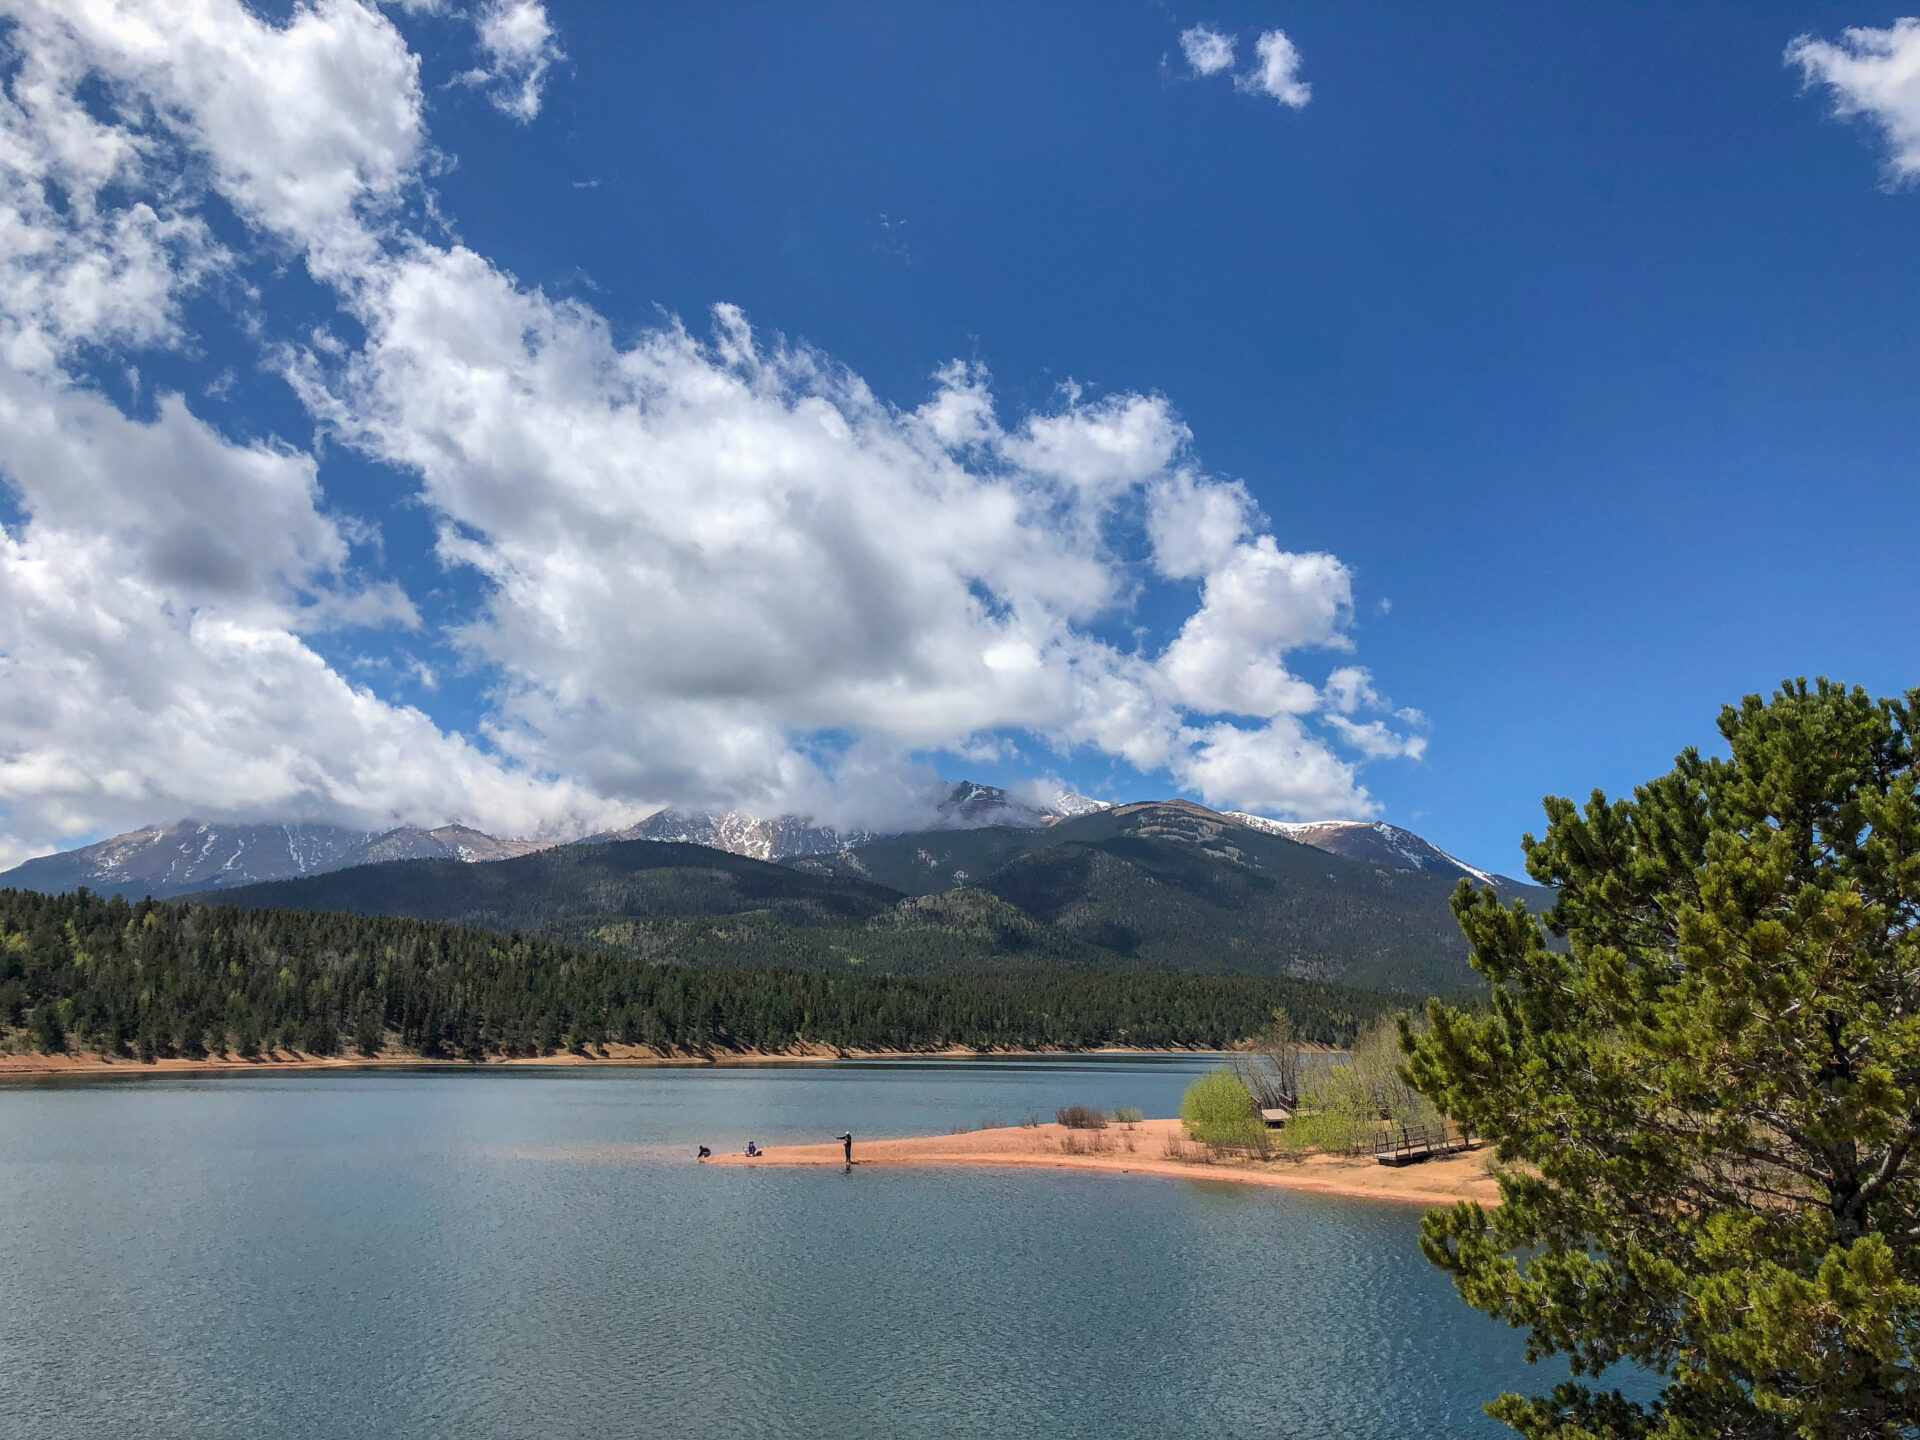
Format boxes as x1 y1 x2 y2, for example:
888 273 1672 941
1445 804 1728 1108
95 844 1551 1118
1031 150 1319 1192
1114 1106 1143 1125
1181 1070 1266 1149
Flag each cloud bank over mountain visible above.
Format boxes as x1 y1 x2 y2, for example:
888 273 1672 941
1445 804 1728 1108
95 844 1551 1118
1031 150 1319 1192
0 0 1423 868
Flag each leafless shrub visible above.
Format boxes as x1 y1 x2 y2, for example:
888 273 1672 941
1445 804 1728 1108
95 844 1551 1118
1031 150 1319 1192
1056 1104 1108 1130
1163 1132 1207 1163
1019 1114 1041 1128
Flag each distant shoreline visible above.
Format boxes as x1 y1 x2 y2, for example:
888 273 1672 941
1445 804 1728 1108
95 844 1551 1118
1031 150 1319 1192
706 1118 1501 1208
0 1042 1222 1083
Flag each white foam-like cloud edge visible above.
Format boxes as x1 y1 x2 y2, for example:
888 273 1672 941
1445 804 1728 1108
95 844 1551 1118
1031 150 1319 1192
0 0 1414 869
1788 17 1920 181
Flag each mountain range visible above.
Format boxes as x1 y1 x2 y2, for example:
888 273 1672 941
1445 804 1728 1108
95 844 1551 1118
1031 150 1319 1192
580 781 1098 862
0 819 550 900
187 799 1548 994
0 784 1520 906
0 782 1111 899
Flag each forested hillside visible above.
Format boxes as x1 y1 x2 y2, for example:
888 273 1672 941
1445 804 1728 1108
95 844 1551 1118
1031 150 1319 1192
803 801 1532 992
971 815 1476 992
547 889 1128 974
207 840 904 929
790 826 1046 895
192 808 1520 992
0 889 1404 1061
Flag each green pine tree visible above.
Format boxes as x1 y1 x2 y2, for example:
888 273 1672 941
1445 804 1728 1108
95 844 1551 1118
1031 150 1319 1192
352 1004 385 1058
1405 680 1920 1439
31 1001 65 1054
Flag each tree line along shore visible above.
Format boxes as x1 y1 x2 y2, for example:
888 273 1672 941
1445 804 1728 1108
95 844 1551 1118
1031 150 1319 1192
0 887 1412 1067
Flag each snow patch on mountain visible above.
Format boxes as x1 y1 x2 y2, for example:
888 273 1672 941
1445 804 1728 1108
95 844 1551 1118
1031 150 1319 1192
1049 791 1113 818
1225 815 1500 888
599 782 1103 863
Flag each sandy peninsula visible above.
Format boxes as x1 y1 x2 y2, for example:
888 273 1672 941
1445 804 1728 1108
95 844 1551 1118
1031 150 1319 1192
708 1118 1501 1207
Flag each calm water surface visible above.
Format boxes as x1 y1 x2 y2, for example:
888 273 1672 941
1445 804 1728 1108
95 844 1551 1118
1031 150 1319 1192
0 1058 1601 1439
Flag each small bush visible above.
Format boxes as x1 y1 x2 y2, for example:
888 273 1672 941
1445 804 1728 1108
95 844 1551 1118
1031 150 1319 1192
1114 1106 1143 1125
1181 1070 1267 1150
1019 1114 1041 1128
1056 1104 1108 1129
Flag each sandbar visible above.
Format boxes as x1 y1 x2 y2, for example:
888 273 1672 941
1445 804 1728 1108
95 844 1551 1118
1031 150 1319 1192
707 1118 1501 1208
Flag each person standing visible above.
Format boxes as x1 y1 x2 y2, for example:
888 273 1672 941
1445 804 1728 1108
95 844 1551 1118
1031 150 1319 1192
834 1131 853 1164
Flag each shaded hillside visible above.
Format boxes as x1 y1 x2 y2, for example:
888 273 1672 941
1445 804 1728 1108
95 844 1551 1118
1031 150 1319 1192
789 827 1047 895
1000 802 1533 991
1 888 1406 1059
551 888 1128 975
190 804 1539 993
205 840 1133 975
802 800 1538 992
200 840 904 930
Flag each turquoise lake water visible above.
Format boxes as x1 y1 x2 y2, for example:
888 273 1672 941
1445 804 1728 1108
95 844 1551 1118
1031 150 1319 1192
0 1057 1615 1439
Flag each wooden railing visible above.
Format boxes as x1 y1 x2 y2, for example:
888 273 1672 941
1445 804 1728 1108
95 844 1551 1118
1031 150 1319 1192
1372 1123 1468 1165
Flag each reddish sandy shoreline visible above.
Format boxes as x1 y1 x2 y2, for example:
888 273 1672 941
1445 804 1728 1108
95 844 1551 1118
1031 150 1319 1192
707 1118 1502 1207
0 1043 1208 1082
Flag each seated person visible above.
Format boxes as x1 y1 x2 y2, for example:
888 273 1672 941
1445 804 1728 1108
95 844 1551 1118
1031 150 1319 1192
745 1141 760 1157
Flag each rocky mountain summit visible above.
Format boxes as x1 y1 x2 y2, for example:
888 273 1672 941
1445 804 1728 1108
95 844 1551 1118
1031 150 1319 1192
585 782 1109 862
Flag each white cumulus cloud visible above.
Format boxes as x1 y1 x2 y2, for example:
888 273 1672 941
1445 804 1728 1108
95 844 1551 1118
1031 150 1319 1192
459 0 562 122
0 0 1418 868
1788 17 1920 181
1180 26 1236 78
1236 29 1312 108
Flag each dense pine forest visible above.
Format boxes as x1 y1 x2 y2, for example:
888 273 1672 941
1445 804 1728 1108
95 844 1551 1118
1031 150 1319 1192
0 888 1407 1062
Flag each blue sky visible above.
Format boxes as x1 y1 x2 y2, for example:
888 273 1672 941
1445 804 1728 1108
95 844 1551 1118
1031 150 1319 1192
0 2 1914 875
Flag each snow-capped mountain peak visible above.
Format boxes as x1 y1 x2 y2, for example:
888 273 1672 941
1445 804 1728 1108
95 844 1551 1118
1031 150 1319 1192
1224 815 1503 888
1048 791 1112 818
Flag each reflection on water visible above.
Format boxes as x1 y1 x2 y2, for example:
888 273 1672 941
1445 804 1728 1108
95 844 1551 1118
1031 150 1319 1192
0 1059 1610 1439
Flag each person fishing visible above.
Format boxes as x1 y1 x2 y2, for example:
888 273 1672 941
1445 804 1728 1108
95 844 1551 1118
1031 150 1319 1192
834 1131 854 1164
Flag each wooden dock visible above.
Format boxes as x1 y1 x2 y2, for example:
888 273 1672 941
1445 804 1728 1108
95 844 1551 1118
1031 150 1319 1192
1373 1124 1473 1166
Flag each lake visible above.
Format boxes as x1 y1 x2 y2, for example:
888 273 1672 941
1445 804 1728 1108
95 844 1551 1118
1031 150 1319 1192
1 1057 1593 1439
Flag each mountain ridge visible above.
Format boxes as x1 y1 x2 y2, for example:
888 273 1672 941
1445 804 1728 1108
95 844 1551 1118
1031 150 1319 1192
0 792 1529 932
173 799 1552 993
